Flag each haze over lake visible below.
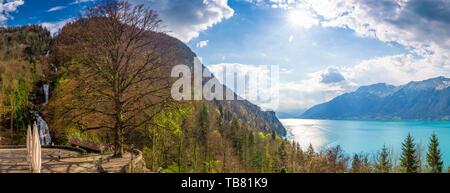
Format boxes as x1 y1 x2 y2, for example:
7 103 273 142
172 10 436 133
282 119 450 165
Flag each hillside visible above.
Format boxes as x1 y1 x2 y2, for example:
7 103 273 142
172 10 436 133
0 25 51 61
41 8 288 172
0 20 289 173
168 39 287 136
0 26 50 145
301 77 450 120
47 18 285 138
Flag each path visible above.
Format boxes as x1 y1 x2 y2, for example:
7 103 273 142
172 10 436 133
0 148 133 173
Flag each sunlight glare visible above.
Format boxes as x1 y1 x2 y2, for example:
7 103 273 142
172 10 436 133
288 8 319 29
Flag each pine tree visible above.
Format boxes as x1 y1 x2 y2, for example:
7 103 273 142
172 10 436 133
352 153 370 173
278 141 288 172
306 144 314 156
400 133 419 173
295 143 304 172
351 154 362 173
376 145 392 173
198 104 209 144
426 133 443 173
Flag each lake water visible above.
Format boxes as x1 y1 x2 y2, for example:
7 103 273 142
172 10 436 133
281 119 450 166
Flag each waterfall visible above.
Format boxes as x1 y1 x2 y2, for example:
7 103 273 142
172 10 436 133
30 111 52 145
28 84 52 145
43 84 49 105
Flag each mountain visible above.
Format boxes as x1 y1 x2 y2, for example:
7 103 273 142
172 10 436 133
46 17 286 138
276 112 304 119
301 77 450 120
2 13 288 173
0 25 51 61
138 33 287 136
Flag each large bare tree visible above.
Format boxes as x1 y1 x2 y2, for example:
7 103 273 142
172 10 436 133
55 0 174 157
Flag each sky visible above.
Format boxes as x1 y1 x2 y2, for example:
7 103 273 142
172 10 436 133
2 0 450 114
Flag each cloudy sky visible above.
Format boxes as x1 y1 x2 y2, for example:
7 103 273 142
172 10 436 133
3 0 450 114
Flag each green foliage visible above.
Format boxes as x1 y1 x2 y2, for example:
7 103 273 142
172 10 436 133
426 133 443 173
12 79 29 129
163 162 182 173
278 141 288 172
376 145 392 173
0 25 49 144
1 60 36 135
251 150 264 172
351 153 371 173
153 105 189 135
400 133 419 173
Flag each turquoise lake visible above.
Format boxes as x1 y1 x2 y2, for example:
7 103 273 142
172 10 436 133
281 119 450 167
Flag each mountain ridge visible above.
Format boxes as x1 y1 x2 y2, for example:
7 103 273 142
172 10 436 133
160 34 287 136
300 76 450 121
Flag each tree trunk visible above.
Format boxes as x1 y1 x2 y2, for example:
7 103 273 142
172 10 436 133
113 90 124 158
193 141 197 171
222 142 227 173
114 124 123 158
10 104 14 144
151 128 156 171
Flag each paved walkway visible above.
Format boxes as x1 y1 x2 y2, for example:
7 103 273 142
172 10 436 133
0 148 133 173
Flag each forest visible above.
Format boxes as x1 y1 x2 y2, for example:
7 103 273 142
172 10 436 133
0 1 446 173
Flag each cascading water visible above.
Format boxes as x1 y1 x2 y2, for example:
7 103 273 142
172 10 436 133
30 111 52 145
43 84 49 105
29 83 52 145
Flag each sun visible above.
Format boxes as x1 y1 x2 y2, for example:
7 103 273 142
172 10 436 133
288 9 319 29
288 10 303 26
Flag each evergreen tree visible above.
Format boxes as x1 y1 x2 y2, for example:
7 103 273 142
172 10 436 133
198 104 210 172
271 130 276 141
376 145 392 173
251 150 264 172
295 143 304 171
400 133 419 173
306 144 315 157
278 141 288 172
426 133 443 173
352 153 370 173
198 104 209 144
351 154 362 173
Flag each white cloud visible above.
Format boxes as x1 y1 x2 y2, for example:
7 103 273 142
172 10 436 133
278 53 450 112
306 0 450 57
0 0 24 23
130 0 234 42
207 63 280 111
340 54 450 86
320 67 345 84
303 0 450 90
225 54 450 113
196 40 209 48
288 35 294 43
41 18 74 36
243 0 298 9
247 0 450 58
47 6 66 12
277 67 356 113
287 4 319 28
244 0 450 113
